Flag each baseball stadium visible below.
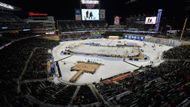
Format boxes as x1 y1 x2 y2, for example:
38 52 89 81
0 0 190 107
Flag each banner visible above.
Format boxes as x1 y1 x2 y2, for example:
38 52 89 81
154 9 163 32
114 16 120 25
100 9 105 20
75 9 81 20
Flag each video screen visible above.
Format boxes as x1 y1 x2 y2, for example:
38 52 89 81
145 17 157 24
82 9 99 21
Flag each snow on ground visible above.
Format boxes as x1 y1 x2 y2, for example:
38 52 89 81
52 39 173 84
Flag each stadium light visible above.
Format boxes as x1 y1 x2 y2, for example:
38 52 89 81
0 2 14 10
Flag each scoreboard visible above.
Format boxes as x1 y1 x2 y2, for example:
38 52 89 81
77 0 105 21
81 9 99 21
81 0 99 4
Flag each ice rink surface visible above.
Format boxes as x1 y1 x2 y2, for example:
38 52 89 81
52 39 173 84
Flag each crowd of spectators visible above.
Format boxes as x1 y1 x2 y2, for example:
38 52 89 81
163 45 190 59
20 83 99 106
58 20 108 32
1 31 190 107
0 35 99 107
57 20 152 32
0 36 11 46
96 45 190 107
72 85 98 105
0 12 29 32
0 36 59 107
0 37 58 80
0 33 33 47
22 48 52 80
20 81 76 106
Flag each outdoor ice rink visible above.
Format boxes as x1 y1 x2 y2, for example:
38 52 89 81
52 39 173 84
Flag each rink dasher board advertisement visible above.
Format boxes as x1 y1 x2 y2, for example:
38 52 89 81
124 35 145 41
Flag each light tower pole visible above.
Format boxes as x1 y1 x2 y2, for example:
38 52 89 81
180 17 188 41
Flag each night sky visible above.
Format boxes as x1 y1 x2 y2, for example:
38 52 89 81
0 0 189 25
